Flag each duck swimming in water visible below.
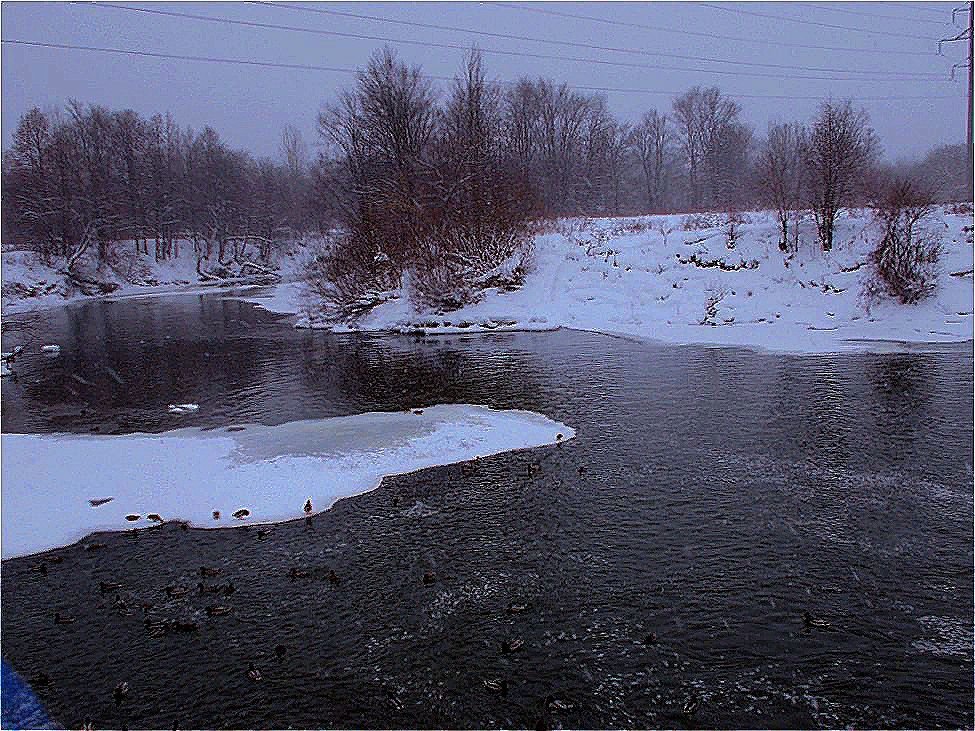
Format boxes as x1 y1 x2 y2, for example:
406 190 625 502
165 585 190 599
802 610 831 630
100 581 122 594
113 682 129 707
205 605 232 617
327 570 341 586
483 678 508 695
200 566 221 577
422 571 437 586
501 638 524 654
54 612 75 625
247 663 262 682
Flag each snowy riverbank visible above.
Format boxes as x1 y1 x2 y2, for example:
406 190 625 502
0 244 306 316
243 208 974 354
1 404 573 558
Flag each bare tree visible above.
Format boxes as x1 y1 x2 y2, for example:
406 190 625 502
280 124 307 178
757 121 807 252
804 99 878 251
631 110 671 211
672 86 745 209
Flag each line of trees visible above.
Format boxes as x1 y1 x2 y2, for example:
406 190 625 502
2 47 969 308
1 101 315 280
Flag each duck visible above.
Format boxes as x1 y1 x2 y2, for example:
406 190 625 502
288 567 310 580
303 499 313 515
483 678 508 695
682 694 700 717
257 528 272 540
205 605 232 617
222 582 236 596
247 662 262 682
412 409 423 415
802 610 831 630
144 617 169 637
577 466 587 476
124 514 140 522
232 508 250 520
644 632 658 645
197 582 220 595
54 612 76 625
327 570 341 586
82 717 94 731
200 566 221 577
113 596 131 616
32 671 52 687
146 514 163 523
556 433 564 442
212 511 221 521
113 682 129 707
49 556 64 565
100 581 122 594
501 638 524 654
422 571 437 586
547 697 574 711
30 563 48 577
507 601 530 615
165 585 191 599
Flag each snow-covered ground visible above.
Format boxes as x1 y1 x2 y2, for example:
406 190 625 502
0 243 308 315
1 404 573 558
243 207 975 354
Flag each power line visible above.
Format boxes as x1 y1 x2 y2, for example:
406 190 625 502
486 1 937 57
796 3 950 26
698 3 939 41
2 38 962 102
246 0 945 78
71 2 949 83
898 3 957 16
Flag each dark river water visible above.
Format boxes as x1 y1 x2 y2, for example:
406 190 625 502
2 292 973 730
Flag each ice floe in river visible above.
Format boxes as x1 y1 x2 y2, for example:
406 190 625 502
1 404 574 558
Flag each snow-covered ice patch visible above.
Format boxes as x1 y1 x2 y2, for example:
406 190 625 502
1 404 574 558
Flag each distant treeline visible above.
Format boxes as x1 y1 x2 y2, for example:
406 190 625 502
2 48 969 306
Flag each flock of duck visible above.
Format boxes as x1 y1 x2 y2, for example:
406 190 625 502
24 461 838 729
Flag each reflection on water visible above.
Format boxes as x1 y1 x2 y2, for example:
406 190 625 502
1 292 973 729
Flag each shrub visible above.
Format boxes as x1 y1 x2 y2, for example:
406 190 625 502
863 178 943 305
681 212 721 231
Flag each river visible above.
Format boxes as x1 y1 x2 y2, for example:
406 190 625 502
1 291 972 729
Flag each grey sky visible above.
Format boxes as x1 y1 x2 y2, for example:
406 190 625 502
1 1 968 162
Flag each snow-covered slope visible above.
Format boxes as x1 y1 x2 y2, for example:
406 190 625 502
247 207 974 354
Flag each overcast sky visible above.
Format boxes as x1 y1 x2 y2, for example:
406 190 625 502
1 1 968 162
